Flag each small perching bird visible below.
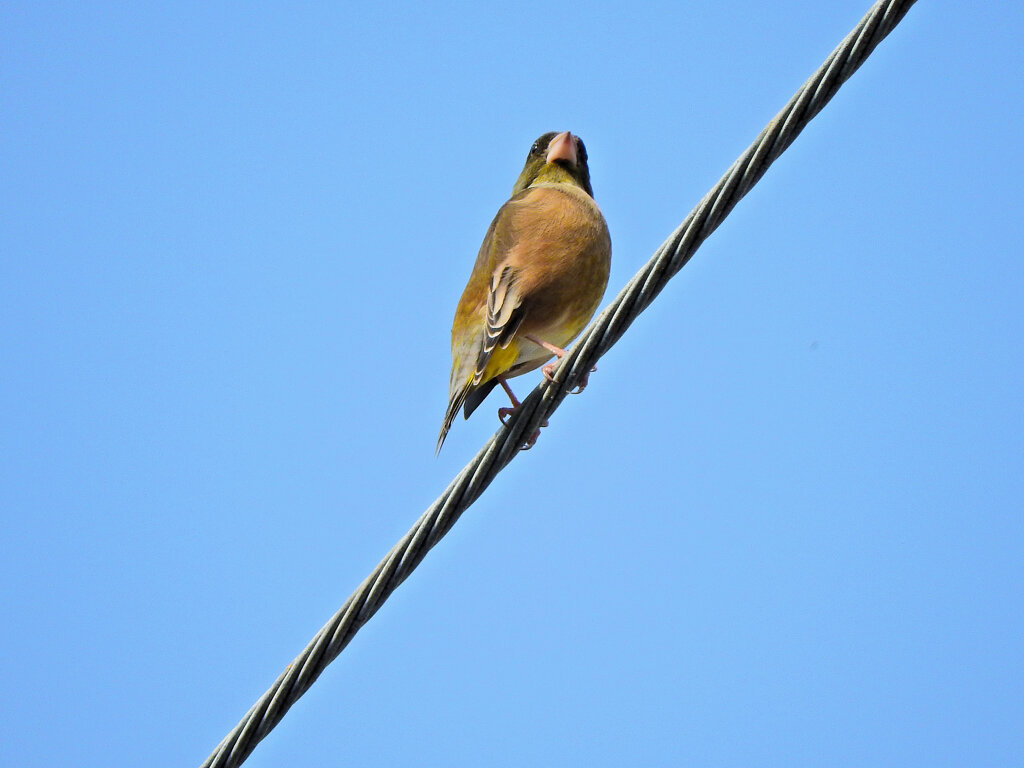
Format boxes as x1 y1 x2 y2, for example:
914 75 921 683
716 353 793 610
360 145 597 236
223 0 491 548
437 131 611 452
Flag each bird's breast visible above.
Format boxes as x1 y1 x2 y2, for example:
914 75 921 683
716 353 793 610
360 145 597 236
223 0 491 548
511 187 610 330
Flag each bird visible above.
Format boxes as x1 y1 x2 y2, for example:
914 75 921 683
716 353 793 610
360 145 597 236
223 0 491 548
437 131 611 452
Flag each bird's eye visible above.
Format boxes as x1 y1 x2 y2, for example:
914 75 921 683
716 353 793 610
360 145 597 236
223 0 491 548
530 142 541 155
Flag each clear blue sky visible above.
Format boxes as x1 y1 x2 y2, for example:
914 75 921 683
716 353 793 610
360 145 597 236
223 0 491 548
3 2 1022 766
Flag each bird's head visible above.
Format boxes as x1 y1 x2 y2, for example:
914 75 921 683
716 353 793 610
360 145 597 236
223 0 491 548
511 131 594 198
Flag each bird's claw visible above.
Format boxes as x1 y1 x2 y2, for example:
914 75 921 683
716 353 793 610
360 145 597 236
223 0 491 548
543 362 598 394
498 406 547 450
518 428 541 450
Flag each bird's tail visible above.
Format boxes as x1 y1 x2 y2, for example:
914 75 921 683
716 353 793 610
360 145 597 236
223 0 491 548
436 377 502 454
436 384 471 454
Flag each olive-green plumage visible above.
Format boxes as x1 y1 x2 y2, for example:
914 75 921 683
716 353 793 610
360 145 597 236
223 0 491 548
437 132 611 452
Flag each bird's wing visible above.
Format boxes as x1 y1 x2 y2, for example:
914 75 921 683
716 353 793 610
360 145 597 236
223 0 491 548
437 264 525 452
474 264 525 384
436 195 532 452
437 267 520 451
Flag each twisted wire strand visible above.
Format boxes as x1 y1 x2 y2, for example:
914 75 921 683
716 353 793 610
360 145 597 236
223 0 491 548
201 1 918 765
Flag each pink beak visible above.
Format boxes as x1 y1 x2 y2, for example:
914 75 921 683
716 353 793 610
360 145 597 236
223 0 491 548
545 131 577 166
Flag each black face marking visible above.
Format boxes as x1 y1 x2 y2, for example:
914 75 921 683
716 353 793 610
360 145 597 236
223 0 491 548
575 137 588 164
528 132 558 161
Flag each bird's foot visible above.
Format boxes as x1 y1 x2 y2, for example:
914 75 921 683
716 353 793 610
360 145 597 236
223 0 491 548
541 361 597 394
526 335 595 394
497 406 544 449
498 402 547 450
495 387 544 448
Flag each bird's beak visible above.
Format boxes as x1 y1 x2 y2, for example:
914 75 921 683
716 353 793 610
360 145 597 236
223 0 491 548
545 131 577 166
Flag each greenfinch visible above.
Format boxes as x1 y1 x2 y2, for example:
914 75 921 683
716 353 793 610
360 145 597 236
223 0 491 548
437 131 611 452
